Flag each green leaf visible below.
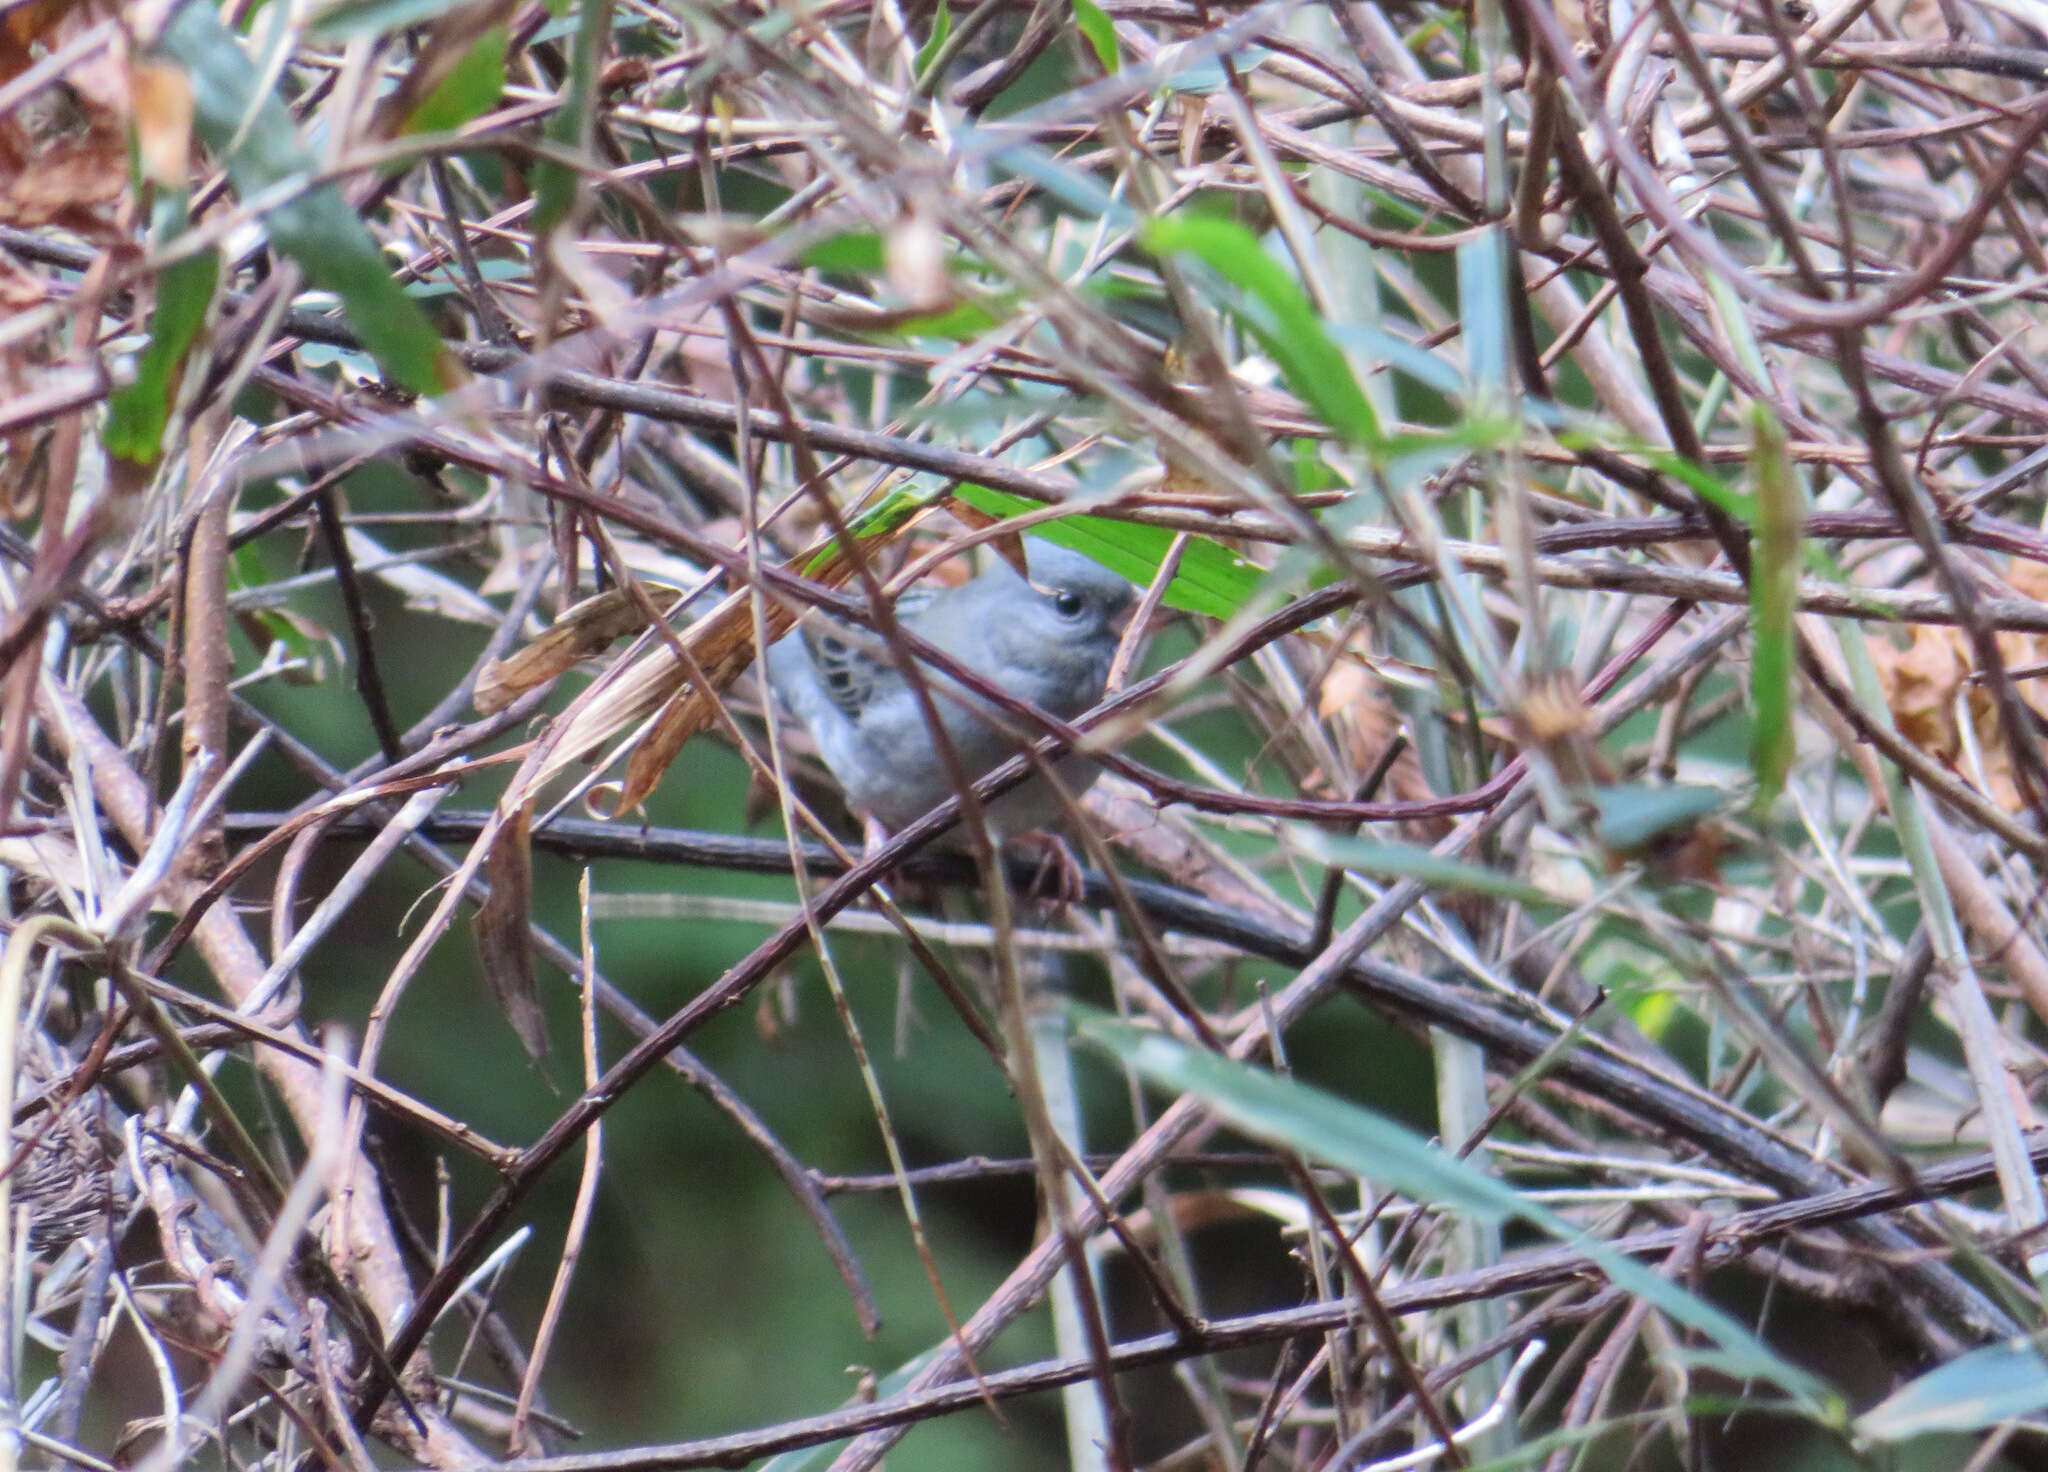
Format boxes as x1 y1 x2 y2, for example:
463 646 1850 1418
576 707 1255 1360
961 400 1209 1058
1073 1010 1839 1419
533 0 610 236
1748 402 1798 808
800 231 887 274
913 0 951 78
1588 784 1727 853
1073 0 1117 72
979 133 1129 224
1295 833 1557 907
401 23 506 135
899 296 1009 342
1564 436 1755 522
307 0 472 41
402 257 526 297
1144 212 1381 452
1456 228 1508 397
1326 322 1465 398
949 485 1264 619
1154 44 1270 96
1856 1338 2048 1442
157 4 450 396
1293 437 1340 495
105 195 219 466
798 487 943 578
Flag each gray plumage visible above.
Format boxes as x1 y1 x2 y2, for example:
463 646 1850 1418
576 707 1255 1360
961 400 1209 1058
766 540 1138 834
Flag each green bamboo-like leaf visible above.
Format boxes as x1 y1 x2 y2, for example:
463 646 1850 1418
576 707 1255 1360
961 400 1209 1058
532 0 610 236
1565 437 1755 522
401 23 506 134
1154 45 1270 96
1073 0 1117 72
1587 784 1728 854
105 195 219 466
1456 228 1508 396
1293 437 1340 495
307 0 473 40
1326 322 1465 398
913 0 951 76
898 296 1011 342
1297 833 1557 907
1856 1338 2048 1442
800 232 887 274
157 5 450 395
1655 452 1756 520
1748 402 1798 807
1143 212 1381 452
796 487 942 578
950 485 1263 619
979 132 1129 223
1073 1011 1839 1418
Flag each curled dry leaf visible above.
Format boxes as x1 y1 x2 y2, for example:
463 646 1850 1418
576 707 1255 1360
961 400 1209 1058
939 494 1031 583
1091 1187 1311 1255
1509 669 1614 792
474 583 685 714
1318 659 1444 820
0 0 129 234
1871 561 2048 814
511 533 904 816
524 586 768 805
0 252 56 474
129 57 191 188
473 801 546 1058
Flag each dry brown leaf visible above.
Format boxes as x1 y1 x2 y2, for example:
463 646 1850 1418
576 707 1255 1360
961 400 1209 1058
1871 560 2048 813
129 58 192 188
616 682 715 815
1318 660 1443 815
473 800 546 1058
1092 1187 1309 1255
0 3 129 234
938 495 1030 582
1 0 81 73
518 528 922 814
610 585 793 812
474 584 684 714
0 253 62 493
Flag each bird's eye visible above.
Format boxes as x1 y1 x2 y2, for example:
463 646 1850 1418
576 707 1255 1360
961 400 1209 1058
1052 590 1087 620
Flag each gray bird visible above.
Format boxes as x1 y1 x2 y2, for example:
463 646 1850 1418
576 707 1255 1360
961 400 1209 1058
766 539 1139 838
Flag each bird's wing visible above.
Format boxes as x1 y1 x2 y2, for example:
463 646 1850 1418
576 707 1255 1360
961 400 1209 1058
765 633 853 734
800 623 880 722
808 583 969 720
